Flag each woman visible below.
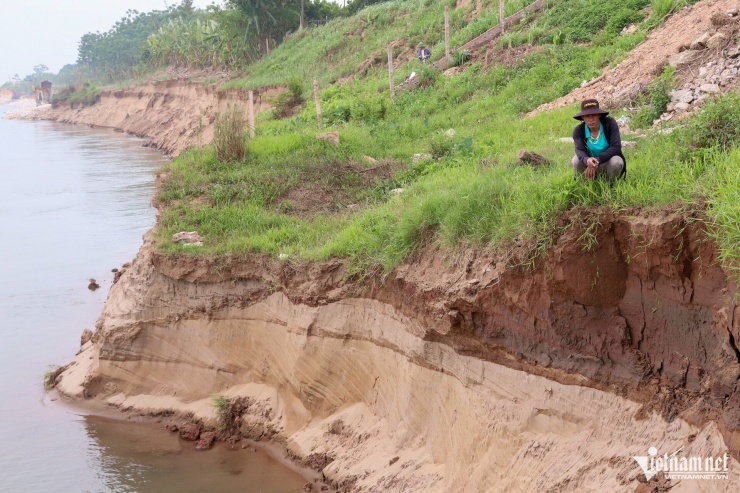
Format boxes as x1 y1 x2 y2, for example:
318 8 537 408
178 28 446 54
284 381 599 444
571 99 626 181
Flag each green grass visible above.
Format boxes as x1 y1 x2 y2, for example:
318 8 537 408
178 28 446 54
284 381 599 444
154 0 740 277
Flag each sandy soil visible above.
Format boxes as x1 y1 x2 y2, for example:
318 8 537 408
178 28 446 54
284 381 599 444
55 209 740 491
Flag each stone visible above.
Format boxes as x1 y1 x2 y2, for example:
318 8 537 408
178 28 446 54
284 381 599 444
670 89 694 103
696 93 711 104
698 83 721 94
362 155 378 165
179 422 201 441
80 328 93 346
689 32 711 50
698 67 709 77
621 24 638 35
444 128 456 137
557 137 574 143
675 102 691 111
412 153 432 162
88 278 100 291
517 150 552 166
172 231 203 245
668 51 700 67
728 7 739 17
622 141 638 149
706 33 729 50
389 188 404 195
316 132 340 146
614 82 643 103
195 431 217 450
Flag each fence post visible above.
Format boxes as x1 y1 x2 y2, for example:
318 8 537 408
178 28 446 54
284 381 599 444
500 0 506 35
247 90 255 139
313 80 322 128
445 7 450 60
387 45 395 101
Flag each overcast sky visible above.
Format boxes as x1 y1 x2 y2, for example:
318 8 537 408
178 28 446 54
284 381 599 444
0 0 221 82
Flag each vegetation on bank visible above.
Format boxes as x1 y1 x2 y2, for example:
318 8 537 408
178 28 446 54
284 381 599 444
6 0 736 275
150 2 738 275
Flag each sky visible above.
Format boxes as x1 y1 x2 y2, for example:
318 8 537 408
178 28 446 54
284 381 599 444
0 0 221 82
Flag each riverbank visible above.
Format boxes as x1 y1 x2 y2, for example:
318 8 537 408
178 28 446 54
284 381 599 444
45 390 325 491
52 211 740 491
26 0 740 487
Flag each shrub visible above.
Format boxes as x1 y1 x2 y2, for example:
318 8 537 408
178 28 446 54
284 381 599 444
213 105 249 163
43 365 63 390
417 65 439 89
450 49 471 67
680 93 740 151
211 394 250 433
428 134 454 159
352 97 387 124
51 83 101 109
324 104 352 124
631 66 675 129
287 75 306 102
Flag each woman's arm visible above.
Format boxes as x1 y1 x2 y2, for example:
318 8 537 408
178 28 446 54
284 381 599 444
572 124 589 164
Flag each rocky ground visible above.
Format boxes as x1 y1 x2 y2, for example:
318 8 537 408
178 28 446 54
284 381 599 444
530 0 739 121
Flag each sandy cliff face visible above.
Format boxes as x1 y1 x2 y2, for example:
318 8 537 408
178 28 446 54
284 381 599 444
58 211 740 492
45 80 280 156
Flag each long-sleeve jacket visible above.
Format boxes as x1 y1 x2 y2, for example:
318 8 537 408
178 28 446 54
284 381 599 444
572 115 627 177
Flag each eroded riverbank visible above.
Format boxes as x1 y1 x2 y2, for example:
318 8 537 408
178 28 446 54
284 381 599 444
55 210 740 491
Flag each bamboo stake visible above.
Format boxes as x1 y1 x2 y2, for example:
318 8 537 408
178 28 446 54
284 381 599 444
247 90 255 139
387 46 395 100
445 7 450 60
500 0 506 35
313 80 322 128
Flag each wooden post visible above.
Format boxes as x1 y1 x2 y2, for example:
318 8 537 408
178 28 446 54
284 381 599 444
387 45 395 101
313 80 322 128
500 0 506 35
265 38 270 54
247 90 255 139
445 7 450 60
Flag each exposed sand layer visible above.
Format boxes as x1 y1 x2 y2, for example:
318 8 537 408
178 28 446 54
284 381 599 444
40 80 282 156
58 209 740 491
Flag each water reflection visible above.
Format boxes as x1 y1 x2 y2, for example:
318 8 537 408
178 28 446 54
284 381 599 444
0 107 307 492
83 416 306 493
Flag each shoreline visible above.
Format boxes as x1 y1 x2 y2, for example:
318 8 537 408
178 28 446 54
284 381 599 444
45 388 329 491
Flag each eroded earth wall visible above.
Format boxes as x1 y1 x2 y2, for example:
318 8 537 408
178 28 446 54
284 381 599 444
58 211 740 492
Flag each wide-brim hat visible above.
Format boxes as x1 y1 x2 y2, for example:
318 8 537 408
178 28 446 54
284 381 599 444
573 98 609 120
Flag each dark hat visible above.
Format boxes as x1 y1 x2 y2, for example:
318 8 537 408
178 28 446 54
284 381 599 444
573 99 609 120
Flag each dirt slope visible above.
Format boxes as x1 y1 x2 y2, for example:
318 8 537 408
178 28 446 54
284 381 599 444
530 0 739 115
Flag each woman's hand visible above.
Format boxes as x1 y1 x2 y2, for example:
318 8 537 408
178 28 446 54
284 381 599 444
585 157 599 180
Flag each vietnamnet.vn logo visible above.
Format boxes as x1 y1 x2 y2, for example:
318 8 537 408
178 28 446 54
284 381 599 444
633 447 730 481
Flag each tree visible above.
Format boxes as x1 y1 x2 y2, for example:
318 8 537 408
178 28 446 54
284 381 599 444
33 64 49 76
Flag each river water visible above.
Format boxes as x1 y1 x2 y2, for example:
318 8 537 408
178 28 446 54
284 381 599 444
0 103 306 493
